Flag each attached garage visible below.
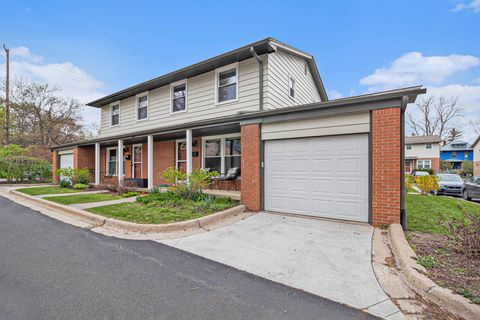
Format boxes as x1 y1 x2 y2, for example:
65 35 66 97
262 113 370 223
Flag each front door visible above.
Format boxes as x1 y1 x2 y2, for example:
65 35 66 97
405 160 411 173
132 145 142 178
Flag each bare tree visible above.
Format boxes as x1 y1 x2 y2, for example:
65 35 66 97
8 79 84 148
407 96 463 139
469 118 480 135
446 128 463 142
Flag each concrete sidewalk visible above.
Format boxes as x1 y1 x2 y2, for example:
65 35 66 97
158 212 401 319
70 196 137 209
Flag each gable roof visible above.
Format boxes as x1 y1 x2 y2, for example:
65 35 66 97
87 37 328 108
405 135 442 144
441 139 473 151
472 135 480 147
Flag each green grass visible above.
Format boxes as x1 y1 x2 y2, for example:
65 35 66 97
406 194 480 235
87 202 205 224
87 192 239 224
408 187 419 193
16 186 84 196
43 193 124 205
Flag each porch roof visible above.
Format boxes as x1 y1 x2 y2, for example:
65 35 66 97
52 86 426 150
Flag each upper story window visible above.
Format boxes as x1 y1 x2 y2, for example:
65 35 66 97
406 144 412 150
137 93 148 120
216 63 238 104
288 76 296 99
425 143 432 149
111 103 120 126
452 151 457 158
171 81 187 113
464 151 469 158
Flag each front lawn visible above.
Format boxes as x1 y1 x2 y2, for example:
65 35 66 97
406 194 480 305
87 192 239 224
16 186 84 196
406 194 480 235
43 193 124 205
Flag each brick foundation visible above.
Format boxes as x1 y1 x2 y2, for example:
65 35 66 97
240 123 261 211
371 108 401 226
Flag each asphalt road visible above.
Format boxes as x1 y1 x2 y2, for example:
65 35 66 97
0 195 378 320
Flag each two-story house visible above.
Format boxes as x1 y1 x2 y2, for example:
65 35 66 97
51 38 426 226
404 135 442 173
440 140 473 170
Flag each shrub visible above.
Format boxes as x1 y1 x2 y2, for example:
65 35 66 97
417 175 438 194
149 186 160 195
122 191 140 198
0 156 52 181
0 144 26 158
440 160 453 172
72 183 89 190
59 179 72 188
161 167 219 198
460 161 473 177
405 174 414 191
55 168 92 185
444 207 480 258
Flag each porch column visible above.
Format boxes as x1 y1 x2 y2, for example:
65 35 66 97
95 143 100 185
147 135 154 189
186 129 193 185
118 139 124 185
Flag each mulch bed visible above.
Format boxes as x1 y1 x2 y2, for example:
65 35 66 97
407 231 480 305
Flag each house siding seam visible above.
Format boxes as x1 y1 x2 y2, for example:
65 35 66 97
240 123 261 211
371 108 401 226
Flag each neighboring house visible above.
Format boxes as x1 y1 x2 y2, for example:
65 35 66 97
473 135 480 176
440 140 473 170
404 135 442 173
51 37 426 226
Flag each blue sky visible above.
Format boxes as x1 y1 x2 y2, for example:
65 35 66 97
1 0 479 139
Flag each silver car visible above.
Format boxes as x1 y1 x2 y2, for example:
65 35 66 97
434 174 463 196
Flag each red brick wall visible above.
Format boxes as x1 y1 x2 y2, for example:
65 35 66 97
372 108 401 226
76 146 95 176
152 140 176 185
240 123 261 211
52 150 58 183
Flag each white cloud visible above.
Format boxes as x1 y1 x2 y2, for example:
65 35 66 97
0 47 102 126
452 0 480 13
360 52 480 90
328 89 344 100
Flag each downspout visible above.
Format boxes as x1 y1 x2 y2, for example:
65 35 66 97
400 95 409 231
250 47 264 111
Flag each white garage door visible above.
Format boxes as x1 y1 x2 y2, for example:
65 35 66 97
264 134 369 222
59 153 73 169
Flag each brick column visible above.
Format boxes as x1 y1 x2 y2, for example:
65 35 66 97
52 150 58 183
372 108 401 226
241 123 261 211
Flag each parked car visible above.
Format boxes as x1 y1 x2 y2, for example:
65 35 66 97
462 176 480 201
412 170 430 177
434 174 463 196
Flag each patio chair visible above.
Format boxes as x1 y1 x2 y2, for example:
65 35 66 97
211 167 239 190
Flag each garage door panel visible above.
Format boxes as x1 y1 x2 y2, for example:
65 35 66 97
265 134 369 223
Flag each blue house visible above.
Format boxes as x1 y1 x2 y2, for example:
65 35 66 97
440 140 473 169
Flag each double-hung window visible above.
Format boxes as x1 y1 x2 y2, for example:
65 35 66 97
171 81 187 113
406 144 412 150
137 94 148 120
417 160 431 169
425 143 432 149
106 147 125 176
111 103 120 126
203 135 241 175
216 64 238 104
288 76 296 99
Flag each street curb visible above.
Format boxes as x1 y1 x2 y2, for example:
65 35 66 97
388 224 480 320
9 190 246 234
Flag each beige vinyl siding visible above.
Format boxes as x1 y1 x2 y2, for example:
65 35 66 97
264 49 321 110
262 112 370 140
100 57 265 138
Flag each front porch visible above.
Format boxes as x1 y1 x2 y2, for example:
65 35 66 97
52 122 261 210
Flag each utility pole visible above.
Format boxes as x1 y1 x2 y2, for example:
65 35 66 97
3 44 10 145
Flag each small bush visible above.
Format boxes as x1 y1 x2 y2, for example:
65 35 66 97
72 183 89 190
405 174 414 191
122 191 140 198
0 156 52 181
55 168 92 186
416 255 439 269
444 206 480 258
417 175 439 194
161 167 219 198
150 186 160 194
59 179 72 188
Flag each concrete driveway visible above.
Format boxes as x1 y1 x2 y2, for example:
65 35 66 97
159 212 402 319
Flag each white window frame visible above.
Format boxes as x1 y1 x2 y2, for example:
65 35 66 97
425 143 432 149
106 147 118 176
175 139 187 170
417 160 431 170
131 144 143 178
110 101 120 127
202 133 241 174
170 80 188 114
215 62 239 105
288 75 296 100
136 92 149 121
406 144 412 150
